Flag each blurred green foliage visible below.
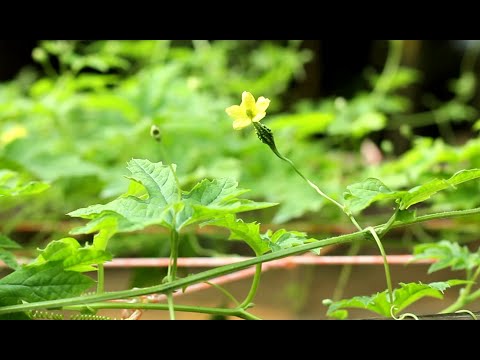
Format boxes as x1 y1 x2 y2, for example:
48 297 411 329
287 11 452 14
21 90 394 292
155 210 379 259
1 40 480 258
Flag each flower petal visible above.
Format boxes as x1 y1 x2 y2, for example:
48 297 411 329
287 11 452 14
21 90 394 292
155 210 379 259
241 91 256 113
225 105 246 120
252 112 266 123
255 97 270 113
232 118 252 130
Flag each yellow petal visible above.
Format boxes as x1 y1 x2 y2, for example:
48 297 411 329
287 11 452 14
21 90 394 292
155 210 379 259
252 112 266 123
225 105 246 120
255 97 270 113
232 118 252 130
241 91 256 113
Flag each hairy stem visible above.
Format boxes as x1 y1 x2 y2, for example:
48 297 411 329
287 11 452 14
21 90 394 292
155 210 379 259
368 227 393 303
97 264 105 294
65 302 259 320
166 228 180 320
239 264 262 309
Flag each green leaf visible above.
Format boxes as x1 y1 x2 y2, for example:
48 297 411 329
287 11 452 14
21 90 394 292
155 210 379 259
343 178 397 213
412 240 480 273
0 263 94 306
205 214 319 256
28 238 112 272
344 169 480 213
0 235 21 249
351 111 386 138
449 72 476 100
68 159 178 231
267 228 319 254
474 119 480 131
178 177 276 230
69 159 277 234
0 169 50 198
325 281 467 319
204 214 269 256
0 249 19 270
398 169 480 209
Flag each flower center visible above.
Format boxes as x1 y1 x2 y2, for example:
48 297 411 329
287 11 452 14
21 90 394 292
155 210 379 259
246 109 255 119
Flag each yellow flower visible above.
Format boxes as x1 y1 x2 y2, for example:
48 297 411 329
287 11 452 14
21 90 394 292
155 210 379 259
225 91 270 130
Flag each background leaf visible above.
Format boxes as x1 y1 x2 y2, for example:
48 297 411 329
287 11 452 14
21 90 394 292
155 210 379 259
412 240 480 273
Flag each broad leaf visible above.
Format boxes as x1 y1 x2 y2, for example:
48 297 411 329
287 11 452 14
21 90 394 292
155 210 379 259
343 178 397 213
325 280 468 319
344 169 480 213
0 263 94 306
0 169 49 197
205 214 319 256
412 240 480 273
398 169 480 209
266 228 320 254
69 159 277 235
204 215 269 255
28 238 112 272
177 178 276 230
0 249 19 270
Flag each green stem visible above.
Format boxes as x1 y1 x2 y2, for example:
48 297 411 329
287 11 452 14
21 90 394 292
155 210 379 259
97 264 105 294
379 208 399 238
166 228 180 320
332 241 362 301
155 140 182 320
269 143 362 231
65 302 259 320
239 264 262 309
460 41 480 88
205 282 241 306
367 227 393 303
440 265 480 313
373 40 403 98
2 207 480 315
166 294 175 320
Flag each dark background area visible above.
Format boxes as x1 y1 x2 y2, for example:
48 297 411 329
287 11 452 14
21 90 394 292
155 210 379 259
0 40 467 98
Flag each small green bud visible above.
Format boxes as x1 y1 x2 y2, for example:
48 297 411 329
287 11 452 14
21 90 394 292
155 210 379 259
32 48 48 63
253 122 275 149
150 125 161 142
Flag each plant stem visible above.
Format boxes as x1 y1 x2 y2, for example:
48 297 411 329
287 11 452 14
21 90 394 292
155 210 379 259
2 207 480 315
367 227 393 303
155 141 183 320
440 265 480 313
97 264 105 294
379 208 399 238
333 241 362 301
166 228 179 320
373 40 403 98
239 264 262 309
65 302 259 320
269 144 362 231
205 282 241 306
